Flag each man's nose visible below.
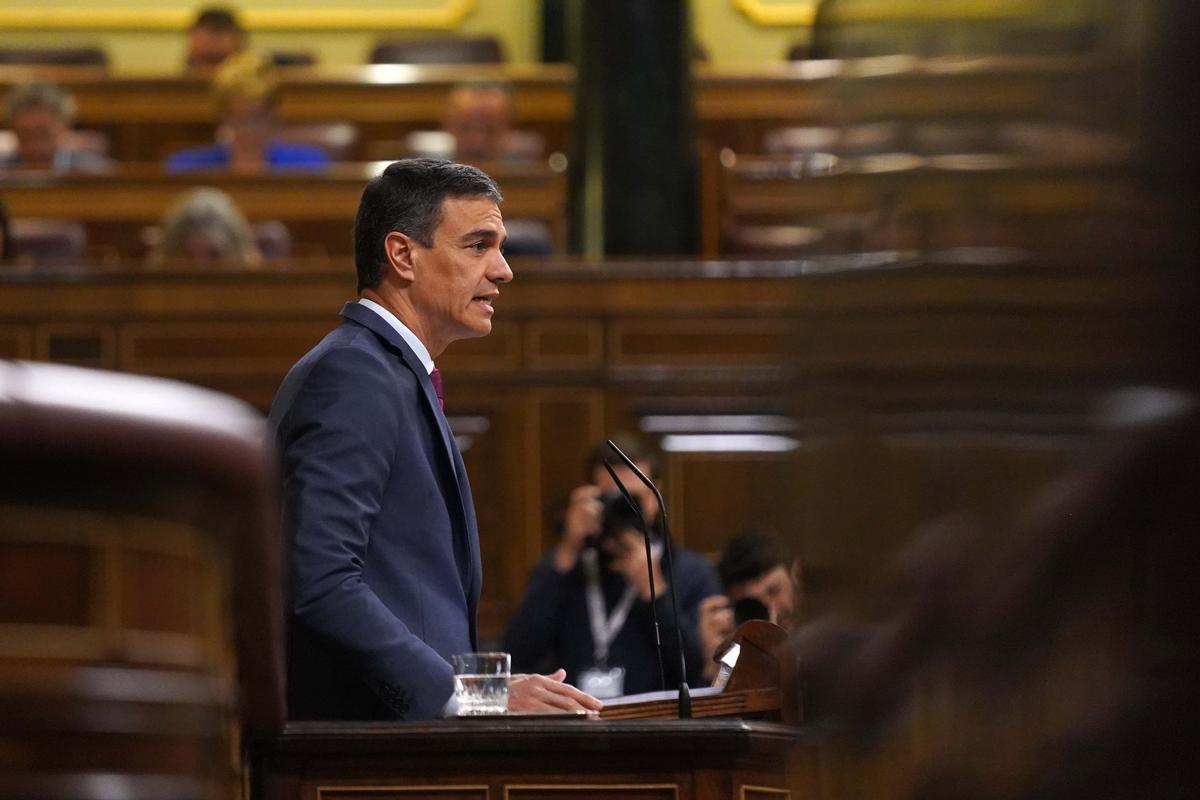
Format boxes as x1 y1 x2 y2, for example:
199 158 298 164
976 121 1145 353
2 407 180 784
490 252 514 285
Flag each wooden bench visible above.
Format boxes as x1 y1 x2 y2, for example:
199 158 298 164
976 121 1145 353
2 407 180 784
0 55 1132 162
0 162 568 259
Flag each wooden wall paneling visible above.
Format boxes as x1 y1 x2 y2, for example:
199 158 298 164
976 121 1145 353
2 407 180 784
504 785 678 800
119 319 336 379
665 452 799 557
609 318 791 367
522 388 606 568
34 322 116 368
0 325 32 359
449 390 525 640
523 319 604 371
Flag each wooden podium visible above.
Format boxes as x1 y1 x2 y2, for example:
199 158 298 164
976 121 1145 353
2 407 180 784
250 623 800 799
599 620 800 723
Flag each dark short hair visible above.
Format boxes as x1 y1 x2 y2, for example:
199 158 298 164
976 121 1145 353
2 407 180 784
585 431 659 481
717 530 790 590
352 158 502 293
191 6 244 33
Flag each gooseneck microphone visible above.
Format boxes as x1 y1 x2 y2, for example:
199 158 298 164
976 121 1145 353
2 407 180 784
605 438 693 719
601 460 668 693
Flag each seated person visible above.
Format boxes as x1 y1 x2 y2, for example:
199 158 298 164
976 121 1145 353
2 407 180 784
149 187 262 268
185 6 246 78
1 82 112 174
400 82 542 164
698 530 801 681
166 51 329 173
505 434 721 698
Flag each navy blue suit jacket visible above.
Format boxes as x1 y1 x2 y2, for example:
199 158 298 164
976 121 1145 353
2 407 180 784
268 301 482 720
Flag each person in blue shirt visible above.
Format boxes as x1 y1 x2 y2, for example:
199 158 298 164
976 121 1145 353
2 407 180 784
166 51 328 174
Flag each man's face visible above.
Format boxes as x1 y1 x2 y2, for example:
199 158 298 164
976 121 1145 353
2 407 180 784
11 106 67 169
221 95 274 156
405 196 512 354
187 27 242 77
445 90 512 162
728 564 796 629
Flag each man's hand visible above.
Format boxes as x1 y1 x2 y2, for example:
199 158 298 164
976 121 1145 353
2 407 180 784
508 669 604 714
554 485 603 572
698 594 735 681
605 530 666 602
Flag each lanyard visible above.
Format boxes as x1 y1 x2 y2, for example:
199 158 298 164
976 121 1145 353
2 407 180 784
582 548 637 667
581 542 661 666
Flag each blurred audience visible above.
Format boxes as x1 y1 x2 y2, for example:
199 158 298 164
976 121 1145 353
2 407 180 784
698 529 800 681
1 82 112 174
166 51 328 173
150 187 262 267
185 6 246 78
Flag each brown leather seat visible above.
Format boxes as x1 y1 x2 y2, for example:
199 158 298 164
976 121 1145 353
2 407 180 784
0 361 283 799
368 35 504 64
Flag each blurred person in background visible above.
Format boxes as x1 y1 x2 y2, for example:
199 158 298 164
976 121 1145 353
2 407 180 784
505 433 721 698
443 83 517 162
185 6 246 78
1 82 112 174
150 187 262 267
698 529 800 682
441 82 543 163
166 51 328 173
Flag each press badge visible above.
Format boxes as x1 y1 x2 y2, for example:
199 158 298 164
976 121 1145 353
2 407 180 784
579 665 626 699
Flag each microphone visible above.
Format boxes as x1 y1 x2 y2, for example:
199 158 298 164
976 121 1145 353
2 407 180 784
600 460 668 693
605 438 693 719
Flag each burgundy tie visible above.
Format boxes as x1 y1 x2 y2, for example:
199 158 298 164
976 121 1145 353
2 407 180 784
429 368 444 410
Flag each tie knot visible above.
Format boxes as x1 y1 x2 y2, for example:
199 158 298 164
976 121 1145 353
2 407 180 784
429 368 444 410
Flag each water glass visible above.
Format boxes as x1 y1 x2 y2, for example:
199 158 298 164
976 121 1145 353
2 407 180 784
452 651 510 715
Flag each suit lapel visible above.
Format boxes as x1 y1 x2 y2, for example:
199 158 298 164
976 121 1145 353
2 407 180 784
339 302 481 631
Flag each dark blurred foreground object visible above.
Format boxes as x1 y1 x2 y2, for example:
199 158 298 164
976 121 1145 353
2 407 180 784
787 388 1200 800
369 36 504 64
0 47 108 68
0 361 284 799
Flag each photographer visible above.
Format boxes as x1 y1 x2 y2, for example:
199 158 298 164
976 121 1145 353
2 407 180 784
504 434 721 698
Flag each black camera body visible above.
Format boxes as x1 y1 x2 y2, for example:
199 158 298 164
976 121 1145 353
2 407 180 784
596 490 644 544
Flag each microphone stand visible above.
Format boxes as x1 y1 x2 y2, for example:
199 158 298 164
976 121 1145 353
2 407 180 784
601 461 668 693
605 439 693 719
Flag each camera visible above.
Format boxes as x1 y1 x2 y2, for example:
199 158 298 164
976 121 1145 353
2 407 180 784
596 490 644 544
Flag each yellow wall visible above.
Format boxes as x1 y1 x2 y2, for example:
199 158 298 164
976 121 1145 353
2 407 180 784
0 0 540 72
0 0 1107 72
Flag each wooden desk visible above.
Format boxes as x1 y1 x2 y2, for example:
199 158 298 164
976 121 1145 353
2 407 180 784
0 55 1131 162
711 154 1164 256
250 718 800 800
0 163 568 258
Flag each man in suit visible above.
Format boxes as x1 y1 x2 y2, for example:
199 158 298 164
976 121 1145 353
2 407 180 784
269 158 601 720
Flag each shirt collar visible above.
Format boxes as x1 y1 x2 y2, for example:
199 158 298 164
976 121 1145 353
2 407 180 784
356 297 435 375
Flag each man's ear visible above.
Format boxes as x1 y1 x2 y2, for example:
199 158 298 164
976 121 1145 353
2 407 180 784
384 231 417 283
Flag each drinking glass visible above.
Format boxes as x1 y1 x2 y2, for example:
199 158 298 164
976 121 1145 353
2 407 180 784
451 651 510 715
